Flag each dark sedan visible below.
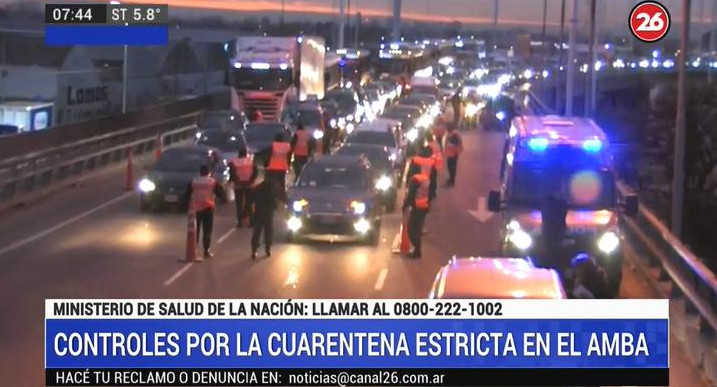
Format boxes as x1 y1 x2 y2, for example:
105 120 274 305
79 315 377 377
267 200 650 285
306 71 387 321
286 155 382 244
336 144 397 211
244 123 292 167
196 129 249 161
196 110 246 139
138 145 228 212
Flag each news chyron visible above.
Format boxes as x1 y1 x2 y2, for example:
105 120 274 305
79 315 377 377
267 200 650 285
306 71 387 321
45 299 668 386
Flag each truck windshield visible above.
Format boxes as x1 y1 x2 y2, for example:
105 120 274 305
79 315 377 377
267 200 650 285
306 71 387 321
233 68 292 91
510 165 615 209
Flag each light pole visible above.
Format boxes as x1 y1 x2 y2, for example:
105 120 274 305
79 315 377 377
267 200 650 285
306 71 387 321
709 0 717 83
557 0 566 114
110 1 127 114
565 0 578 116
338 0 345 48
585 0 597 116
671 0 692 237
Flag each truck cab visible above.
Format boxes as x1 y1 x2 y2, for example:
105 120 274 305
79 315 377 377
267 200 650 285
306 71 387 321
488 116 638 297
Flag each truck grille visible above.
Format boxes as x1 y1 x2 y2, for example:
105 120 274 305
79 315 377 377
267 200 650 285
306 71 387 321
241 94 281 121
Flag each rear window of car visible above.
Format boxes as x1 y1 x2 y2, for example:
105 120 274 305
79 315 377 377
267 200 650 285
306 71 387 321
347 131 397 148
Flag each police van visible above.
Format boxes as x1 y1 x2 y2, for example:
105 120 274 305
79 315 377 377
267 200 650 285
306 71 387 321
488 115 638 297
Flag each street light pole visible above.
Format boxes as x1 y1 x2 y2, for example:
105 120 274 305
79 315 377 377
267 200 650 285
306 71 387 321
557 0 566 114
494 0 499 29
671 0 692 237
709 0 717 83
122 44 127 114
565 0 578 116
585 0 596 116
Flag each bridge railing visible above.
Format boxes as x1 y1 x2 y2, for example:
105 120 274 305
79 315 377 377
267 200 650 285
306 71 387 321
524 89 717 381
0 112 201 209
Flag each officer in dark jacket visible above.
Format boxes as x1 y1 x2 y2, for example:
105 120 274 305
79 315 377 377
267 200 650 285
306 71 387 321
251 178 281 259
540 194 568 269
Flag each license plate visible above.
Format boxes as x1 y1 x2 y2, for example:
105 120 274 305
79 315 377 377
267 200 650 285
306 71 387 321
164 194 179 203
316 215 341 225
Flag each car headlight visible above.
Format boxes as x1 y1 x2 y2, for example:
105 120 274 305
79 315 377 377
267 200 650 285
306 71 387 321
338 117 346 126
330 118 337 128
313 130 324 140
346 123 355 134
496 111 507 121
347 114 355 122
350 200 366 215
430 105 440 116
597 231 620 253
388 152 398 162
406 128 419 142
138 178 156 192
465 103 479 117
354 218 371 234
287 216 303 231
292 199 308 212
507 220 532 250
375 175 392 191
195 132 202 139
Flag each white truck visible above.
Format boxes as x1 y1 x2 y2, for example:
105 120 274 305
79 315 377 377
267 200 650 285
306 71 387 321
228 36 325 121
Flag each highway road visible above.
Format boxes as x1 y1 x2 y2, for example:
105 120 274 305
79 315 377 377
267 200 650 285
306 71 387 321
0 130 710 387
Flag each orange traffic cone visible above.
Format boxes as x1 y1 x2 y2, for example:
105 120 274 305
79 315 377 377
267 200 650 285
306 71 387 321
125 148 134 191
180 203 201 262
154 133 163 161
400 210 411 255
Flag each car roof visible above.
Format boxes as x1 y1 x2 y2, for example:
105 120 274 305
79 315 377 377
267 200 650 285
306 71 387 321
165 144 219 156
356 119 400 132
310 154 368 168
513 115 608 144
246 122 287 129
338 143 389 155
429 257 566 299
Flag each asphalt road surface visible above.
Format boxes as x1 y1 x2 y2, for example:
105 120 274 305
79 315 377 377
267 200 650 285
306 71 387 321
0 130 709 387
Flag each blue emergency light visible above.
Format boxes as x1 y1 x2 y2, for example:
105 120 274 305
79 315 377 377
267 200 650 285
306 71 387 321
527 138 549 152
582 139 602 153
338 59 347 68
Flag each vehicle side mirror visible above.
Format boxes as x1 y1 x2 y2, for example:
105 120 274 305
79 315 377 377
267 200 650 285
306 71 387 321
624 195 639 217
488 190 502 212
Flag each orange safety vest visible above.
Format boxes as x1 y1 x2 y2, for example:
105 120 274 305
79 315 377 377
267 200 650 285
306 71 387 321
294 130 310 157
191 176 216 211
267 142 291 172
413 174 430 210
444 132 463 158
412 156 435 178
231 157 253 184
429 141 443 169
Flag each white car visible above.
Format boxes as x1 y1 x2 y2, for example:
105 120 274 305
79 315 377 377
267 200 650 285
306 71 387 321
428 256 566 299
351 118 405 169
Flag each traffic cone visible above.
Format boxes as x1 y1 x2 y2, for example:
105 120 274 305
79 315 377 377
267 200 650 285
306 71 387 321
400 210 411 255
180 203 202 262
125 148 134 191
154 133 163 161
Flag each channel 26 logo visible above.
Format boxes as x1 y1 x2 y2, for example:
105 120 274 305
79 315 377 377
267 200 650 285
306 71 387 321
630 1 671 42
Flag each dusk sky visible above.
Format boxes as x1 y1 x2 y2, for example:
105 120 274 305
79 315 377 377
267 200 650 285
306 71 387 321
4 0 716 33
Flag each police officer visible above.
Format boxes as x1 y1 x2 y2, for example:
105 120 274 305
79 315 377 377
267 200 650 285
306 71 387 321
444 125 463 187
265 133 291 202
251 178 280 259
406 145 437 202
402 164 432 258
229 148 258 228
450 89 463 128
426 133 443 175
186 165 225 258
290 123 315 183
432 117 447 150
321 111 333 154
540 194 568 270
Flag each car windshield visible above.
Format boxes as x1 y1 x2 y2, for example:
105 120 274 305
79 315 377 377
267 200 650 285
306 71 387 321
201 112 244 129
510 164 615 209
245 124 284 142
197 132 247 153
337 147 390 171
464 79 480 87
297 164 366 189
155 149 213 172
232 68 292 90
414 94 437 104
411 85 437 95
326 91 358 113
347 131 397 148
401 98 424 107
295 110 323 127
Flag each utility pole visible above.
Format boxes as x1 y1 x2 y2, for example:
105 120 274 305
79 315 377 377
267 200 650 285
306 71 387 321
709 0 717 83
557 0 566 114
493 0 499 29
542 0 548 39
392 0 401 42
565 0 578 116
585 0 596 116
122 44 127 114
338 0 345 48
671 0 692 237
280 0 285 27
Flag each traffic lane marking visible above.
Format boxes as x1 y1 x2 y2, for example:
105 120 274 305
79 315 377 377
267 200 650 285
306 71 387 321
374 268 389 290
0 191 134 258
164 225 235 287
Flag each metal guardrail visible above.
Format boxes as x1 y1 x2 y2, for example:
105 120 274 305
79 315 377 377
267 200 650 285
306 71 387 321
0 112 202 207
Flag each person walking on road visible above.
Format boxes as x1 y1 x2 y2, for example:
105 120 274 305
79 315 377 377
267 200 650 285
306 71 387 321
427 132 443 175
229 148 258 228
402 164 432 258
290 123 315 183
451 89 463 129
186 165 226 258
406 145 437 202
251 178 281 259
444 125 463 187
265 133 291 203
